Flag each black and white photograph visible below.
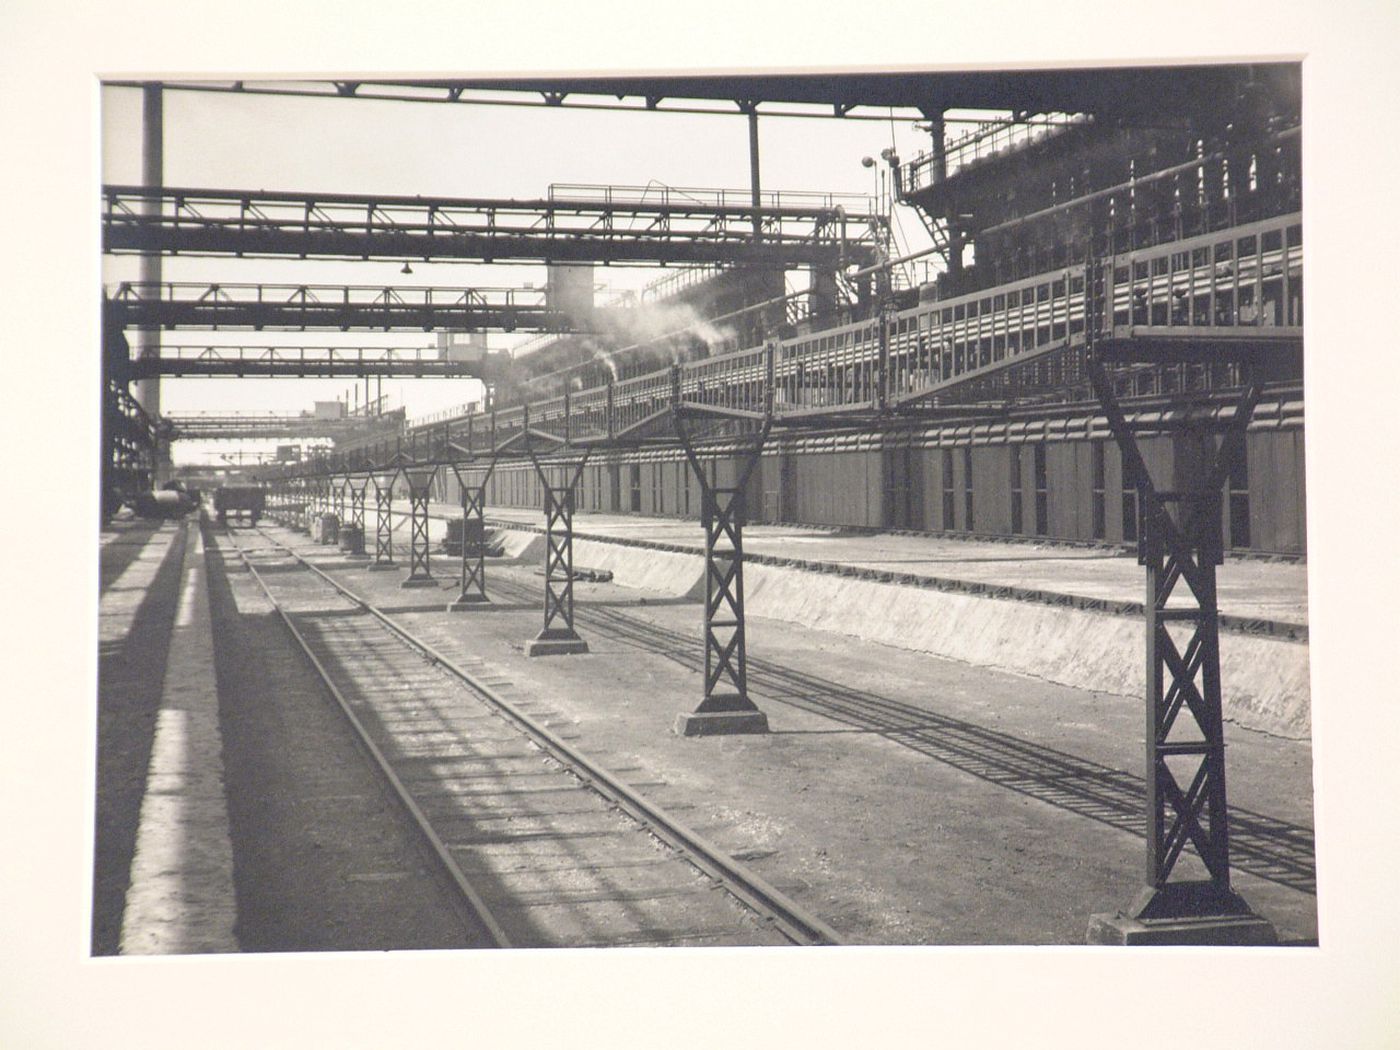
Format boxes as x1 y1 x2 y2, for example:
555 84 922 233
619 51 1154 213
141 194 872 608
4 2 1399 1047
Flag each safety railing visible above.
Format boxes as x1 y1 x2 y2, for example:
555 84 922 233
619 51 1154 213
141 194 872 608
289 212 1301 475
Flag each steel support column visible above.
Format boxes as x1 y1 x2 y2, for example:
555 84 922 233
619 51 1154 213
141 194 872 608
345 476 370 558
319 478 339 544
673 417 772 736
448 461 496 611
1086 358 1276 945
135 82 164 482
400 466 439 588
367 470 398 570
524 454 590 656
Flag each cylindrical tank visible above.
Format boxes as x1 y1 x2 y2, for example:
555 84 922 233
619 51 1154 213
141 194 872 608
133 489 192 519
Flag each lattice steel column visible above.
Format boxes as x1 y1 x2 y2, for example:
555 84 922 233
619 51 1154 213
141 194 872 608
294 479 309 532
674 422 771 736
319 478 339 545
367 469 398 571
344 476 369 558
448 463 494 611
1086 359 1275 945
524 456 589 656
400 465 439 588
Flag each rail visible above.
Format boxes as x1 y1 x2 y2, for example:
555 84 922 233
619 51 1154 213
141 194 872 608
225 528 514 948
239 525 843 946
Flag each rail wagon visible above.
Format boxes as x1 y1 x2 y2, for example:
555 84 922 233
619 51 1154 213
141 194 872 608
213 484 265 525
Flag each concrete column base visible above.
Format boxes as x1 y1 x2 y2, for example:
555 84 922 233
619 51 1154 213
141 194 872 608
1087 881 1278 946
448 594 490 612
526 629 589 657
673 709 770 736
673 691 770 736
366 561 398 572
400 576 440 589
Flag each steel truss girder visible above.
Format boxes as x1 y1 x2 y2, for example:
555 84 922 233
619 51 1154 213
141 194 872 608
104 282 567 333
102 184 870 270
674 412 772 732
127 357 490 380
1089 355 1270 929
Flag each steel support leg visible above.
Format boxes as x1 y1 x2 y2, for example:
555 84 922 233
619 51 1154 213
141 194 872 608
524 456 589 656
344 477 370 558
448 481 491 611
320 479 339 545
400 468 439 589
674 422 770 735
1086 360 1275 945
367 476 397 570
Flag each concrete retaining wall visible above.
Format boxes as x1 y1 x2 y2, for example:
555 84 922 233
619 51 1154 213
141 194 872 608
492 525 1311 739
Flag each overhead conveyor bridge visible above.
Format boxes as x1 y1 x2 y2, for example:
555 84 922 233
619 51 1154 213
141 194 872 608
120 344 509 380
165 411 401 442
105 281 571 333
102 184 882 268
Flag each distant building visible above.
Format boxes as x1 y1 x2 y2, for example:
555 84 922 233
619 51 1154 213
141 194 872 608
437 330 490 362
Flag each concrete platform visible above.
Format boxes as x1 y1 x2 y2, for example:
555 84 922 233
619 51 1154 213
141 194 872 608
101 519 239 955
94 515 499 957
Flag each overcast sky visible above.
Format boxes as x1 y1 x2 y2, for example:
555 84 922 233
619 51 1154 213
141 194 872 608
102 82 945 463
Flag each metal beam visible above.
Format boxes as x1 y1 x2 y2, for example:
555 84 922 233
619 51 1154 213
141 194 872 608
105 67 1300 120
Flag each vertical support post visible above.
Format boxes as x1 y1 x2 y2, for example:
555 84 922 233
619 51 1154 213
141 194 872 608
399 465 439 589
877 297 895 411
673 415 771 736
746 103 763 244
136 82 166 481
524 454 590 656
367 469 398 571
448 460 496 611
1086 357 1275 945
343 475 369 558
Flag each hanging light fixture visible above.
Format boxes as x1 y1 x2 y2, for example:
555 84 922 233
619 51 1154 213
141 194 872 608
401 261 413 274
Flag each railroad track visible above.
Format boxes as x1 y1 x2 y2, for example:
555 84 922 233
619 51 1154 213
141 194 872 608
481 574 1315 896
218 523 841 949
